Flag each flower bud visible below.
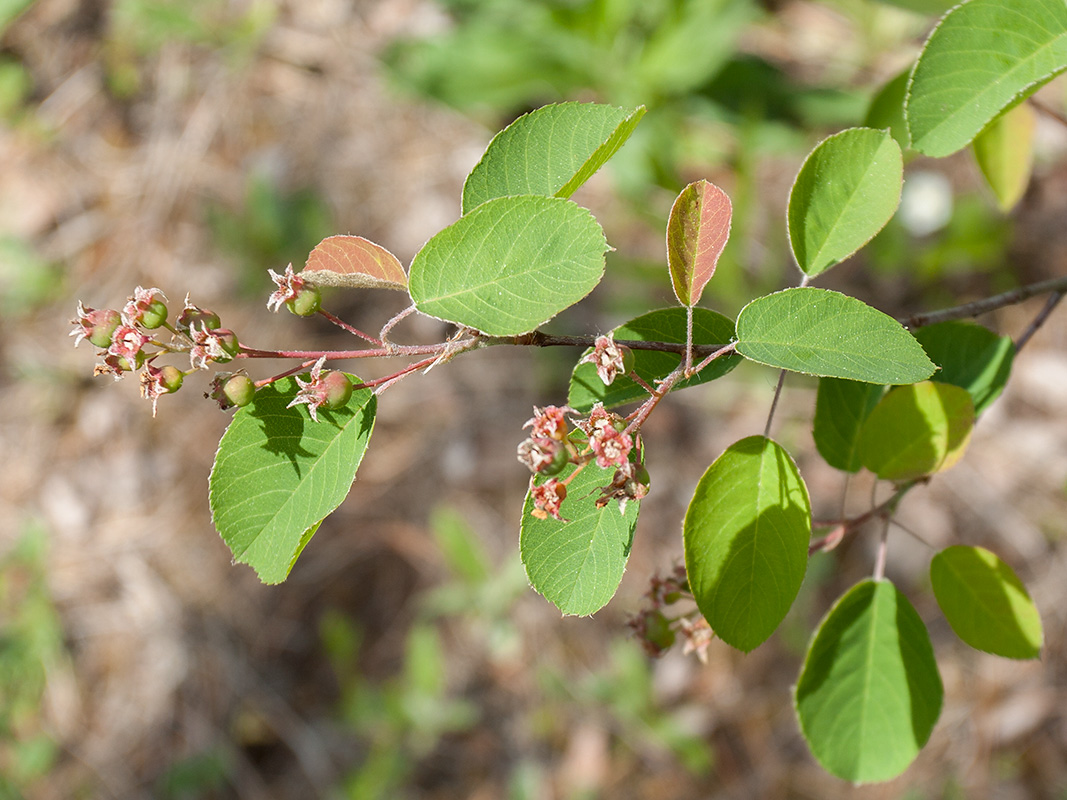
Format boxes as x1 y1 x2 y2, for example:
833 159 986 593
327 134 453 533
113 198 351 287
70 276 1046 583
287 285 322 317
322 370 353 409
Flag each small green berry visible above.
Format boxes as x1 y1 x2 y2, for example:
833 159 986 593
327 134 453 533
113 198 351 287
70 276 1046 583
619 345 635 375
140 297 168 329
177 305 221 333
287 285 322 317
158 365 184 393
87 310 122 348
213 329 241 362
322 371 353 409
223 374 256 408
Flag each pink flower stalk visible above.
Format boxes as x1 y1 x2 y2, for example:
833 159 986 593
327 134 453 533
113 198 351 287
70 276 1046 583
530 478 567 521
266 264 308 312
579 334 627 386
107 324 149 369
122 286 166 325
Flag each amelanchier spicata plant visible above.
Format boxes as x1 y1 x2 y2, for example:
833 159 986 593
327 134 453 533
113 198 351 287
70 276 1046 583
72 0 1066 783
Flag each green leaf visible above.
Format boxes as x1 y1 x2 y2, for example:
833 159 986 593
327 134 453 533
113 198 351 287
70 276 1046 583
520 460 641 617
913 320 1014 415
734 287 935 384
787 128 902 277
301 234 408 291
795 580 943 783
813 378 885 473
906 0 1067 157
461 102 645 215
568 307 740 412
683 436 810 652
973 102 1037 211
209 375 376 584
864 68 911 149
930 545 1043 659
667 180 732 306
408 195 608 336
857 381 974 481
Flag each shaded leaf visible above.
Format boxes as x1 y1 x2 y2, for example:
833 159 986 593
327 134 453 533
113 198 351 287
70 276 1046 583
683 436 810 652
813 378 885 473
409 196 608 336
913 320 1014 415
210 375 376 584
568 307 740 412
667 180 732 306
931 545 1043 659
857 381 974 481
735 287 935 384
520 460 641 617
973 102 1037 211
462 102 645 215
301 235 408 291
906 0 1067 157
795 580 943 783
864 68 911 149
788 128 902 277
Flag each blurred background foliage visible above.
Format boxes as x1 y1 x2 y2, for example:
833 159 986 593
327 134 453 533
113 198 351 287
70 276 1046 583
1 0 1066 797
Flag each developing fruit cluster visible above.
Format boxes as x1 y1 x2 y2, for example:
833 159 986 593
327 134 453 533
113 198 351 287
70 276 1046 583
72 270 346 419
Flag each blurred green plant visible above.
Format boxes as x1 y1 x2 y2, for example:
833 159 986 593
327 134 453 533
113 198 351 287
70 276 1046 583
206 172 334 298
0 524 66 799
0 236 64 320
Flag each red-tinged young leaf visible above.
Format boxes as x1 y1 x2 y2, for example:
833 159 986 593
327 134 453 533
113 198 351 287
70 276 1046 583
301 235 408 291
667 180 732 307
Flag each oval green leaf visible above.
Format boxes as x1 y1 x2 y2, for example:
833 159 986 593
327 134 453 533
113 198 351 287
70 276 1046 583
864 68 911 149
973 102 1037 211
813 378 885 473
930 545 1043 659
667 180 732 306
735 287 935 384
788 128 902 277
906 0 1067 157
209 375 376 584
461 102 646 215
795 579 943 783
520 460 641 617
913 320 1014 415
568 307 740 412
301 235 408 291
858 381 974 481
683 436 811 653
409 195 608 336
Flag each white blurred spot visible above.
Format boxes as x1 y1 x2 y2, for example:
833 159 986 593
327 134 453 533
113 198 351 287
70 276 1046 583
899 170 954 237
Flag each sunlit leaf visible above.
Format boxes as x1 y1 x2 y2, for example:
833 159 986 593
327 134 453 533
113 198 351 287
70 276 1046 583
913 320 1014 415
906 0 1067 157
813 378 885 473
667 180 732 306
857 381 974 481
788 128 902 277
301 235 408 291
972 102 1037 211
568 307 740 412
210 375 376 584
931 545 1043 659
462 102 645 214
683 436 810 652
520 460 641 617
796 579 943 783
409 195 608 336
735 288 935 384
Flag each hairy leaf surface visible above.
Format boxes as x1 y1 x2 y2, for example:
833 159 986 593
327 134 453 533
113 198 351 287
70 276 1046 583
301 235 407 291
210 376 376 584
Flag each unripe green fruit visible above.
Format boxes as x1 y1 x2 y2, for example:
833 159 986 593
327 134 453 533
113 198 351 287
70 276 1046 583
643 610 675 652
619 344 635 375
322 371 353 409
119 352 146 372
540 443 571 476
177 306 221 333
635 464 651 488
287 285 322 317
140 298 168 329
159 365 184 393
88 310 122 348
213 329 241 362
223 374 256 407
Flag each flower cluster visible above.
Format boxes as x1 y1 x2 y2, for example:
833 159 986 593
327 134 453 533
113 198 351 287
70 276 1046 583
517 405 576 520
627 565 712 661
